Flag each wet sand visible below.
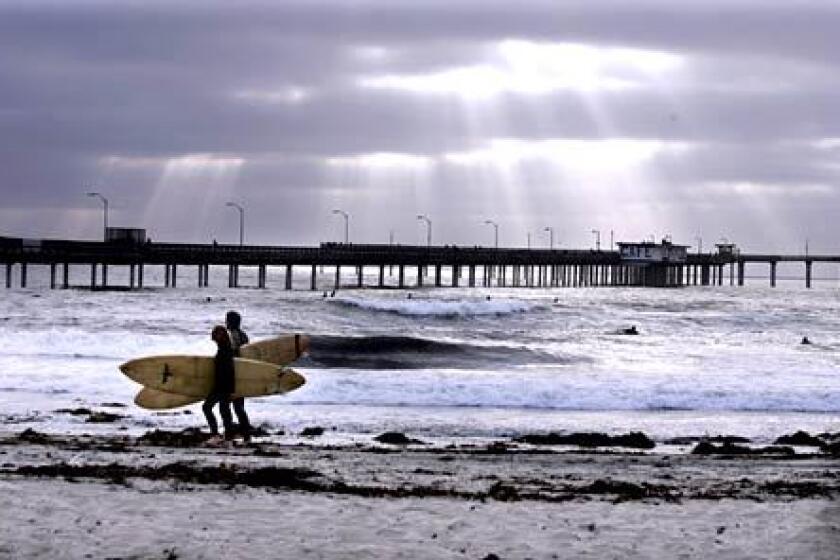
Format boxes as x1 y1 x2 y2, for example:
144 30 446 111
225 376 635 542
1 429 839 559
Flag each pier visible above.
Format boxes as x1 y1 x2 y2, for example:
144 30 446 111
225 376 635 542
0 235 830 290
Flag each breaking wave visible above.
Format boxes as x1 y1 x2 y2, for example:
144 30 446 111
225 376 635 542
329 296 541 317
302 335 573 369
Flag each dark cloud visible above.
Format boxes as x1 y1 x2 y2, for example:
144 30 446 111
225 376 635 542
1 0 839 250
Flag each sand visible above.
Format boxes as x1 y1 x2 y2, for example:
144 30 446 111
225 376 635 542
1 430 839 559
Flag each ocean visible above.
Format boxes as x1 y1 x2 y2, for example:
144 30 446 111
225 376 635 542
1 265 839 446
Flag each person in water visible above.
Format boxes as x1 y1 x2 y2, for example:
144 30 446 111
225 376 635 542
226 310 253 442
204 325 235 442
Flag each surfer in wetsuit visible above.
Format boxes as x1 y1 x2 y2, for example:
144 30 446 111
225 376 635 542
204 325 235 442
226 310 253 442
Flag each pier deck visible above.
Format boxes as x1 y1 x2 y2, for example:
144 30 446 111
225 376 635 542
0 236 826 290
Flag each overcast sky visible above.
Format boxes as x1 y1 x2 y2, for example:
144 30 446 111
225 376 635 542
1 0 839 252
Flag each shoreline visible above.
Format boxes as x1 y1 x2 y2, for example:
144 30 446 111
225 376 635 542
4 403 840 449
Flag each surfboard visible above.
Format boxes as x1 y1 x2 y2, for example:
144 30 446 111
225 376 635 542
133 334 310 409
120 356 306 399
134 389 203 410
240 333 310 365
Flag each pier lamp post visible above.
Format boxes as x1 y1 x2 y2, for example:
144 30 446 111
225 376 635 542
225 202 245 246
544 226 554 250
695 236 703 254
86 192 108 241
332 209 349 243
527 231 531 249
417 215 432 247
591 229 601 251
484 220 499 249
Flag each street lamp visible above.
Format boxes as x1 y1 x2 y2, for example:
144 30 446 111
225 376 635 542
544 226 554 250
225 202 245 246
417 214 432 247
610 229 615 251
591 229 601 251
484 220 499 249
332 209 349 244
527 231 531 249
86 191 108 241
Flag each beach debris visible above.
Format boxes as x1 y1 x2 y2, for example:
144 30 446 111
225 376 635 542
137 428 212 447
821 440 840 456
664 435 751 445
761 480 834 498
54 407 93 416
577 479 676 502
513 431 655 449
54 408 124 423
486 481 520 501
13 461 321 489
474 441 512 454
774 431 824 447
374 432 425 445
16 429 53 444
300 426 325 437
86 411 124 423
249 424 272 437
691 442 795 456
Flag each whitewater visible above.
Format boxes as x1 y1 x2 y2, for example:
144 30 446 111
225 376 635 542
1 266 839 444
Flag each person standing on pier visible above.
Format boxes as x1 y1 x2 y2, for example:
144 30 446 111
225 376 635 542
204 325 235 443
226 310 253 442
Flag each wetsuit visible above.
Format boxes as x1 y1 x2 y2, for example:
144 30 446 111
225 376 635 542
202 342 234 437
228 327 252 440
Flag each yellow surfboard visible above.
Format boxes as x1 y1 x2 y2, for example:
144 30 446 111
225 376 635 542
133 389 205 410
120 356 306 399
241 333 310 365
133 334 310 409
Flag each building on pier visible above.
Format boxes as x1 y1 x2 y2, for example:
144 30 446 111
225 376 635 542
617 239 688 264
105 227 146 244
617 239 688 287
715 242 738 257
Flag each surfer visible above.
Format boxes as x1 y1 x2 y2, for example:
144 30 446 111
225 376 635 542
226 310 253 442
204 325 235 442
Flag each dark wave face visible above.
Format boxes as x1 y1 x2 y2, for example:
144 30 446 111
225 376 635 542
301 335 567 370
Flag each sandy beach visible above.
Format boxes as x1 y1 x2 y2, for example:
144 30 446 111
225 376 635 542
1 429 838 559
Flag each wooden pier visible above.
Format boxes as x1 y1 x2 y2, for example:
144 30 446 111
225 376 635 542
0 236 829 290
